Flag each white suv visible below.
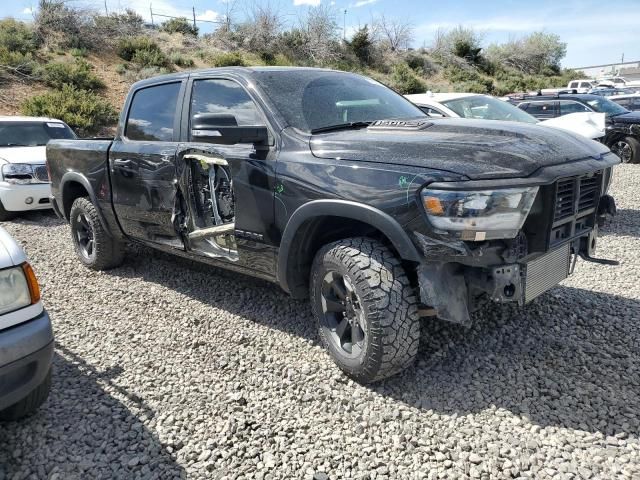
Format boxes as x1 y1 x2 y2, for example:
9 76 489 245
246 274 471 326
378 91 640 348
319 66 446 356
0 117 76 221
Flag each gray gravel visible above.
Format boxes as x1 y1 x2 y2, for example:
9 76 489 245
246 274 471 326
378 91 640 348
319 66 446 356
1 165 640 479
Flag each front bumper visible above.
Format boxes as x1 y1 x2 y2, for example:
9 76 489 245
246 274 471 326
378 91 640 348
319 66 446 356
0 311 54 412
0 182 52 212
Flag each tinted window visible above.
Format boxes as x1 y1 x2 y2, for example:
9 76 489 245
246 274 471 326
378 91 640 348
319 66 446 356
126 83 181 141
523 102 555 116
0 122 75 147
569 82 578 88
190 79 263 126
253 70 425 132
584 96 629 116
559 101 592 115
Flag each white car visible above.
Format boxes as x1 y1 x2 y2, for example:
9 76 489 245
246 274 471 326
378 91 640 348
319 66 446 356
0 117 76 221
405 93 606 140
567 79 597 93
0 226 52 420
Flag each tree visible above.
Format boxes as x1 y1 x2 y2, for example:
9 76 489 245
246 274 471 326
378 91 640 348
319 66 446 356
486 32 567 75
300 5 340 64
432 26 483 64
349 25 373 65
374 15 413 52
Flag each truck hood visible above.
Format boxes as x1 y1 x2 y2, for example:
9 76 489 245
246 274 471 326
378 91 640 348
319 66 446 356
609 111 640 125
0 146 47 165
309 118 610 180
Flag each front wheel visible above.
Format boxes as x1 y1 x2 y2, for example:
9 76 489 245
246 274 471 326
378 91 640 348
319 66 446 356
611 136 640 164
69 197 125 270
310 237 420 383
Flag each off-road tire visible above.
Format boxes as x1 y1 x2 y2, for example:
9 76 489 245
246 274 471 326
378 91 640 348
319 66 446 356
0 368 52 421
0 199 17 222
70 197 125 270
310 237 420 383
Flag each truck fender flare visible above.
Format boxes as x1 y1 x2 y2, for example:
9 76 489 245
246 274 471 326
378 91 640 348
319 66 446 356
276 199 422 293
60 172 111 235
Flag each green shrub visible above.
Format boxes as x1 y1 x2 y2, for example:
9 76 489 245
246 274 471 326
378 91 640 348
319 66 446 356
161 17 198 36
21 85 117 135
117 37 160 61
123 66 173 83
70 47 87 57
115 63 127 75
131 48 171 69
0 18 37 54
0 47 36 75
390 63 425 94
39 59 104 90
169 52 195 68
453 80 491 94
210 51 245 67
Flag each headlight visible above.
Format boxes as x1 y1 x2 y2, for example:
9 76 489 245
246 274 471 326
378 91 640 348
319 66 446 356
0 265 36 315
1 163 35 184
421 186 539 240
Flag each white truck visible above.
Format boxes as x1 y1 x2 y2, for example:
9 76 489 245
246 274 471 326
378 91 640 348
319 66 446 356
0 117 76 221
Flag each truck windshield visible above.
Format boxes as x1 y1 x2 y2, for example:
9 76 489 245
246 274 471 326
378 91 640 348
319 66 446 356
442 95 539 124
252 70 426 133
0 122 76 147
584 96 629 116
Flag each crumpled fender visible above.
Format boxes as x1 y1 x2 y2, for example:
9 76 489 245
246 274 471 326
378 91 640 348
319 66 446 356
541 112 606 140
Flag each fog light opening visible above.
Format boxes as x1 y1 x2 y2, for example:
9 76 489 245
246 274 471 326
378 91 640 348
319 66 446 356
24 197 34 205
503 283 516 298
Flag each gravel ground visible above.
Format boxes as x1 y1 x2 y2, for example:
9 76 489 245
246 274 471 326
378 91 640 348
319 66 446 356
1 165 639 480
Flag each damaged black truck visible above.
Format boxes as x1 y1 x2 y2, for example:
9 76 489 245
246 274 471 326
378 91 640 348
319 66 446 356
47 67 619 383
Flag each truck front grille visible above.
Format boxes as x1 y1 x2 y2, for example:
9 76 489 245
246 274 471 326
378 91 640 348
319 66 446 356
522 243 571 302
549 170 603 248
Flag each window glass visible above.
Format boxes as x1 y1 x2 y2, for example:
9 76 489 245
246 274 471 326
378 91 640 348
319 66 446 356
523 102 555 116
569 82 578 88
559 101 592 115
126 82 181 141
252 70 424 132
190 79 263 126
0 122 75 147
419 106 446 117
442 95 538 123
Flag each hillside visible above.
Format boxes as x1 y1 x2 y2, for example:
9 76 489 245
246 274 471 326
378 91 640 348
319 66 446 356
0 3 582 136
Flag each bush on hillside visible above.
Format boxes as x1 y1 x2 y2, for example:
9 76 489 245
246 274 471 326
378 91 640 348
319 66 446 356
93 9 144 40
210 51 245 67
390 63 426 94
131 48 171 69
21 85 117 135
39 59 104 90
34 0 92 50
486 32 566 75
0 48 36 76
117 37 160 61
169 52 195 68
0 18 37 54
349 25 374 66
161 17 198 36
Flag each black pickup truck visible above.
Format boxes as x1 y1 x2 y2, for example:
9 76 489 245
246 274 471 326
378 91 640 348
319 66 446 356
47 67 619 383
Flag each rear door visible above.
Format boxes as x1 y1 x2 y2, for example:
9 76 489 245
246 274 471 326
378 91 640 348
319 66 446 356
520 100 558 119
109 80 186 247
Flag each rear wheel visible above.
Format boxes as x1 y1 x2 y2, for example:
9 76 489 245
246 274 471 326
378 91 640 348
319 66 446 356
0 199 17 222
611 136 640 164
70 197 125 270
310 237 420 383
0 368 51 421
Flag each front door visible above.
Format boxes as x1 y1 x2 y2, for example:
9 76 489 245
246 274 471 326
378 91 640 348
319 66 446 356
109 81 184 248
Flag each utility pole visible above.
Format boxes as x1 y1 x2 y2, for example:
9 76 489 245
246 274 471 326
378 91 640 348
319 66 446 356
343 9 347 41
193 6 197 31
104 0 108 15
150 3 154 27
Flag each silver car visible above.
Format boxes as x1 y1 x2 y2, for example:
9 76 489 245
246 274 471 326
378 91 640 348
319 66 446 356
0 226 53 420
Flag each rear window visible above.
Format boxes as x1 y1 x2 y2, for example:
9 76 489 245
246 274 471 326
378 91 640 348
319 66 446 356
126 82 181 141
0 122 75 147
523 102 555 116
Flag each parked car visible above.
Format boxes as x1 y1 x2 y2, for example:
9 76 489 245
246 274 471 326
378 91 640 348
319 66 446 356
609 94 640 111
567 79 597 93
509 93 640 163
405 92 605 140
47 67 619 383
0 227 53 420
0 117 76 221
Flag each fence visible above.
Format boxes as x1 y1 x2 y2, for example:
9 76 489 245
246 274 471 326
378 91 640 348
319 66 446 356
148 4 224 30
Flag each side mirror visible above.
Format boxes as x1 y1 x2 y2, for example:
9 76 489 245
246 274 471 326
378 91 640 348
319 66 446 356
191 113 268 146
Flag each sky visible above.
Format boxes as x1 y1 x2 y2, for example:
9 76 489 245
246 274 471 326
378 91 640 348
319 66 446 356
3 0 639 67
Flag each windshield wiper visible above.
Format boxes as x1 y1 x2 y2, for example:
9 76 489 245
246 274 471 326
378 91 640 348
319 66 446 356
1 143 30 147
310 121 372 134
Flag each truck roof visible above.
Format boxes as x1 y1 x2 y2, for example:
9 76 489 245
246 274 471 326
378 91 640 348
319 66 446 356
131 66 339 89
0 116 66 123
